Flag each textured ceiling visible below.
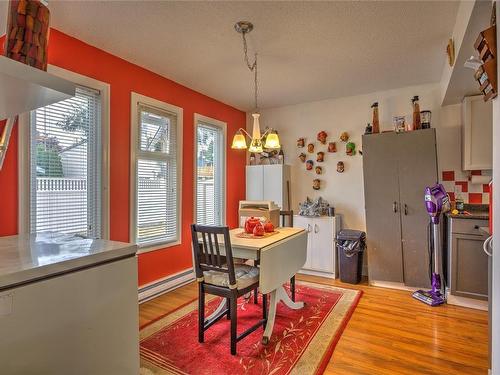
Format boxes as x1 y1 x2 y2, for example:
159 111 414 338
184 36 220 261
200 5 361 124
1 1 459 110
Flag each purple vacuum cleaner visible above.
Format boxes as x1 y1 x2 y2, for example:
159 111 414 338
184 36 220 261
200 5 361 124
412 183 450 306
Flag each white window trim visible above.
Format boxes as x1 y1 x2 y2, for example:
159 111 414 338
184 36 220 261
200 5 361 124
18 65 111 238
193 113 227 226
130 92 183 254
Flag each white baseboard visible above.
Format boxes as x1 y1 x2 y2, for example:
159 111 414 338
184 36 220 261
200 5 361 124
369 280 420 292
298 269 336 279
446 291 488 311
138 268 194 304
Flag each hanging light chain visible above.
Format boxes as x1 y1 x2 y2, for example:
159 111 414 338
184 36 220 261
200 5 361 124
241 31 259 111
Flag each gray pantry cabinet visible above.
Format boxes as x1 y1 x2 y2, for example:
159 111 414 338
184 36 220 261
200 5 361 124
362 129 438 288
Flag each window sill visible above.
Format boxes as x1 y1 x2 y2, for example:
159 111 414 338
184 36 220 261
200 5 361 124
136 240 181 255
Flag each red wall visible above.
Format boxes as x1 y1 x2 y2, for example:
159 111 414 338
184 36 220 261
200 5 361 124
0 29 247 286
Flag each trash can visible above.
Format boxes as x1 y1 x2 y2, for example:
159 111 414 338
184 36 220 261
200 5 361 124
336 229 366 284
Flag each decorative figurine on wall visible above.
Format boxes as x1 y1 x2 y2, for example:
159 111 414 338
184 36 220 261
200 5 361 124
313 179 321 190
307 143 315 153
315 166 322 175
306 160 314 170
317 130 327 144
316 151 325 162
340 132 349 142
297 137 305 148
328 142 337 153
299 153 306 163
346 142 356 156
337 161 345 173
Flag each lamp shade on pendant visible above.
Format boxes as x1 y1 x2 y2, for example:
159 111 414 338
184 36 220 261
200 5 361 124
231 132 247 149
264 132 280 149
248 139 263 153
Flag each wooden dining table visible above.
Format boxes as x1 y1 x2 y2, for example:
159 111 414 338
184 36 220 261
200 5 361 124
204 227 308 344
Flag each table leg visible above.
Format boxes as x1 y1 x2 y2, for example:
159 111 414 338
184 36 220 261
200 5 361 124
261 286 304 345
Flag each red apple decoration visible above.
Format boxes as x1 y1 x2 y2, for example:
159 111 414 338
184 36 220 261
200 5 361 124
264 222 275 233
245 217 261 234
253 223 265 236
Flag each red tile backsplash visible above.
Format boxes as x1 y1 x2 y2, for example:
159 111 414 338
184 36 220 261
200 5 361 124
455 181 468 193
468 193 483 204
440 170 491 205
442 171 455 181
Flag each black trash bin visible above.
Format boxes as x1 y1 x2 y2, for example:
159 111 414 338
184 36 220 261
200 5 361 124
336 229 366 284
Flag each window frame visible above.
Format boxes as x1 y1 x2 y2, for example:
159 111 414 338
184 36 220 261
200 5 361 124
18 66 110 238
193 114 227 226
130 92 183 253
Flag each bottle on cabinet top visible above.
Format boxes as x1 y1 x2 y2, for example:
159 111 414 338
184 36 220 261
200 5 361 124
371 102 380 134
412 96 421 130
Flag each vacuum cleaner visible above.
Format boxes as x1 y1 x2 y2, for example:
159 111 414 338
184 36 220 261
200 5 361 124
412 183 450 306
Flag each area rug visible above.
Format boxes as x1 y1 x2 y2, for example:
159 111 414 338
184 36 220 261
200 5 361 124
140 281 362 375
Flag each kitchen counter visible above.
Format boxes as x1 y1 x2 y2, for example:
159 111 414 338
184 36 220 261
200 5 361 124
0 232 137 291
445 204 489 220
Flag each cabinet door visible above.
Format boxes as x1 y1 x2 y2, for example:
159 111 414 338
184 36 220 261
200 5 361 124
450 234 489 300
398 129 437 288
362 132 404 283
246 166 263 201
462 96 492 170
310 218 334 272
263 165 284 208
293 215 312 269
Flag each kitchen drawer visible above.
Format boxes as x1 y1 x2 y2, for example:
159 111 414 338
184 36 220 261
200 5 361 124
450 218 488 236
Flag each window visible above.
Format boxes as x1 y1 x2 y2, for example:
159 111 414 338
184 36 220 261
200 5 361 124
30 86 102 237
195 116 225 226
131 94 182 249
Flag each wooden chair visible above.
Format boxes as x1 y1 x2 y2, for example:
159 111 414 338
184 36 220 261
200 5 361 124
191 224 267 355
280 210 296 302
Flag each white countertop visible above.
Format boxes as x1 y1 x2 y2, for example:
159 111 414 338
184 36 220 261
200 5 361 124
0 232 137 291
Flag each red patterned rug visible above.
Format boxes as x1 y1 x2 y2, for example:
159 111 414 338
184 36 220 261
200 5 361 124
140 282 362 375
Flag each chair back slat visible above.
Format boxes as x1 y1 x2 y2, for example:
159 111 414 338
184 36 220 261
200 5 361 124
207 232 215 265
191 224 237 287
214 235 222 267
201 232 210 265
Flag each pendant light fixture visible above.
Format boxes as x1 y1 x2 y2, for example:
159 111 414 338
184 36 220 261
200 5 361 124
231 21 280 153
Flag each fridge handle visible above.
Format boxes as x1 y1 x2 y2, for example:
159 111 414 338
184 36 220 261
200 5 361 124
483 235 493 257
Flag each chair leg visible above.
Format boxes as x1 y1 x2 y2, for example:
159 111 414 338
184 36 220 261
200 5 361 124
198 283 205 343
226 297 230 320
254 288 259 304
262 293 268 324
230 294 237 355
290 275 296 302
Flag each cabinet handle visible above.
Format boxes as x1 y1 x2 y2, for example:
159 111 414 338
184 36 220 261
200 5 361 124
404 204 408 215
307 224 312 233
483 236 493 257
393 201 398 213
314 224 319 233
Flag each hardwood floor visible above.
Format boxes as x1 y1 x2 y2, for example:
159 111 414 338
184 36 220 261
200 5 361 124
139 274 489 374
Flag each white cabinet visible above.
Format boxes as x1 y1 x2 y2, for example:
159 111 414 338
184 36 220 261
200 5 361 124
246 165 290 209
293 215 341 278
462 96 492 170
